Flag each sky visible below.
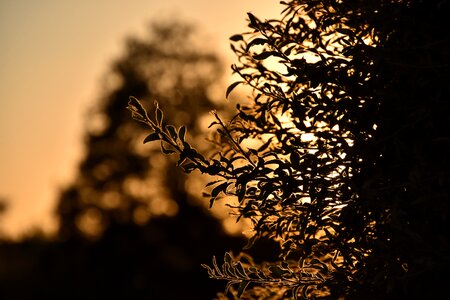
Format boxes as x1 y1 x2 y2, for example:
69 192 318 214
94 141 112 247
0 0 281 238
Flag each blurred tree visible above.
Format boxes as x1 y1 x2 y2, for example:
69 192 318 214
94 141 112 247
57 20 227 240
0 20 249 300
129 0 450 299
0 199 7 238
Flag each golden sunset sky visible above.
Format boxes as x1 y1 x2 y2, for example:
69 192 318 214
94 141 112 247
0 0 280 238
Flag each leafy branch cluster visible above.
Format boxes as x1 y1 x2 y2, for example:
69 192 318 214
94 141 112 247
202 252 332 299
127 0 381 296
128 97 207 170
128 0 450 298
128 89 343 298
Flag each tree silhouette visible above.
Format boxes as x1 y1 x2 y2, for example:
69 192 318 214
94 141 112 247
129 1 450 299
57 20 227 240
0 20 247 299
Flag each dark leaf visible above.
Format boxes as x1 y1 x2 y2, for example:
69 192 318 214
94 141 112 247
211 182 229 198
128 96 146 115
204 164 221 175
237 280 250 298
269 265 288 278
178 125 186 141
201 264 216 278
208 121 219 128
143 132 160 143
258 139 273 153
253 51 283 60
226 81 243 98
224 252 233 264
127 96 148 122
247 12 259 28
246 38 268 51
235 262 248 278
230 34 244 41
166 125 177 140
181 163 197 173
156 107 163 126
206 180 224 187
336 28 354 36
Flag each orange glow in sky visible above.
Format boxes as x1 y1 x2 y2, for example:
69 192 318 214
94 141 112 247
0 0 281 238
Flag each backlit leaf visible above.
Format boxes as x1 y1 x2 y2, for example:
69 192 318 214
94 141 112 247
226 81 243 98
237 280 250 298
253 51 283 60
178 125 186 142
166 125 177 140
143 132 160 143
230 34 244 41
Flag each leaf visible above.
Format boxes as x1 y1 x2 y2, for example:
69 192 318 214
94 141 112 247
201 264 216 277
205 180 223 187
253 51 283 60
237 186 246 203
127 96 148 122
305 50 319 60
224 252 233 264
290 151 301 167
225 280 240 295
178 125 186 142
233 165 253 174
269 265 288 278
182 163 197 173
336 28 354 36
128 96 146 114
246 37 268 51
143 132 160 144
204 164 221 175
166 125 177 140
208 121 219 128
226 81 243 98
224 262 235 277
316 272 325 281
237 280 250 298
212 256 221 275
257 137 274 152
156 107 163 126
234 262 248 278
283 44 297 56
230 34 243 41
247 12 259 28
211 182 229 198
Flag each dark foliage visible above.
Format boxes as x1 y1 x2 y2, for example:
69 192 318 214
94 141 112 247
129 1 450 299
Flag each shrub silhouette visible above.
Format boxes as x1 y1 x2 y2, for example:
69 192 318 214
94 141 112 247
129 1 450 299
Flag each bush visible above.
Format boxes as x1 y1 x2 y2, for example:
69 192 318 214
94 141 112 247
129 1 450 298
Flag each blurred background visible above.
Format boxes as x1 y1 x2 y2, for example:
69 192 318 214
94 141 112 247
0 0 280 298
